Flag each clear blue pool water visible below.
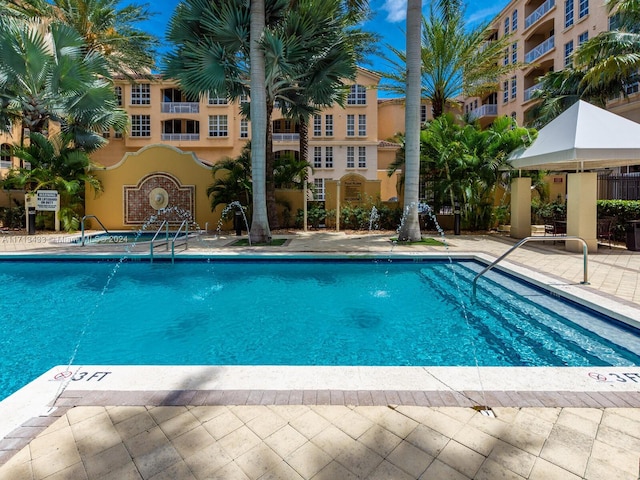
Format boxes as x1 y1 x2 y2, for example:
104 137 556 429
1 258 639 400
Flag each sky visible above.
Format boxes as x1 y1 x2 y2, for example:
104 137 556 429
139 0 511 94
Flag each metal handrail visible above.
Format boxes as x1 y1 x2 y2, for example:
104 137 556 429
149 221 169 263
170 220 189 263
472 236 589 299
80 215 111 246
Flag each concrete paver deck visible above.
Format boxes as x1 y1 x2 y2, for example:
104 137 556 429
0 230 639 479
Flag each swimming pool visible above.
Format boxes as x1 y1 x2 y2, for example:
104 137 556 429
1 258 639 400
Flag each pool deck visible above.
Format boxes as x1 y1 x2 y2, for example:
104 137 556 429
1 230 640 479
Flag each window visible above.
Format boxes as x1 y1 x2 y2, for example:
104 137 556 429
208 115 228 137
420 105 427 123
0 143 12 168
347 146 355 168
578 0 588 18
130 115 150 137
102 128 110 139
313 114 322 136
503 48 509 66
609 13 620 30
240 94 249 104
325 146 333 168
578 31 589 45
512 10 518 31
313 178 325 200
325 115 333 136
511 42 518 64
131 83 150 105
504 16 510 35
115 86 122 106
564 40 574 67
510 76 517 100
313 146 322 168
346 114 355 136
208 92 228 105
358 146 366 168
347 84 366 105
565 0 574 28
240 119 249 138
358 115 366 136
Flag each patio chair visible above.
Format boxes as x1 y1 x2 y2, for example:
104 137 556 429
597 217 615 248
544 216 567 243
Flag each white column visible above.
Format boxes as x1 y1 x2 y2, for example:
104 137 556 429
566 172 597 253
510 177 532 239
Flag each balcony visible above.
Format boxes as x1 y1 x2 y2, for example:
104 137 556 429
525 36 555 63
468 104 497 121
0 160 12 169
524 83 542 102
161 133 200 141
525 0 555 29
161 102 200 114
273 133 300 142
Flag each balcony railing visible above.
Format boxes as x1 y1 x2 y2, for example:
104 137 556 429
161 134 200 141
468 104 497 121
273 133 300 142
525 35 555 63
525 0 555 29
0 161 12 169
161 102 200 114
524 83 542 102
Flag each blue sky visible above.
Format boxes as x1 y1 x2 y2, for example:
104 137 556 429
140 0 510 93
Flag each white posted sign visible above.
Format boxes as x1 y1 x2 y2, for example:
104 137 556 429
36 190 59 211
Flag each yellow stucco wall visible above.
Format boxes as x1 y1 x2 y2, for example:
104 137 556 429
86 144 215 230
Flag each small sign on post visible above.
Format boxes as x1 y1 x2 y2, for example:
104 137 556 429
36 190 60 231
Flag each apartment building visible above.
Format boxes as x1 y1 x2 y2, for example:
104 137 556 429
463 0 640 127
88 67 394 200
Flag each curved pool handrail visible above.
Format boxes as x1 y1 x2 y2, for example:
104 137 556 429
472 236 589 300
80 215 111 246
171 220 189 263
149 221 169 263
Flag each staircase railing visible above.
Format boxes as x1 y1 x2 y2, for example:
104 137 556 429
149 221 169 263
171 220 189 263
472 236 589 299
80 215 111 246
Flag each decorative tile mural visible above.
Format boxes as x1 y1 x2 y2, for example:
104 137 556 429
124 173 195 225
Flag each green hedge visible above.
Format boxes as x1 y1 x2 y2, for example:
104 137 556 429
597 200 640 240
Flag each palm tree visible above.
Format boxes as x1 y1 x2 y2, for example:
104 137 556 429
530 0 640 126
6 132 103 230
207 144 253 214
419 114 534 230
8 0 158 78
0 18 127 148
397 0 422 241
573 0 640 95
384 0 523 118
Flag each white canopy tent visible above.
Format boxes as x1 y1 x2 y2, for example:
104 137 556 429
509 100 640 171
507 100 640 252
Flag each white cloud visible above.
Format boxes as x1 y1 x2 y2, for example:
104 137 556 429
382 0 407 23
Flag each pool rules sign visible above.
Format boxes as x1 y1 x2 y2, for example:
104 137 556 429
25 190 61 231
36 190 59 211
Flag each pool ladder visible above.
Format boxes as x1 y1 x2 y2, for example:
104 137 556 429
148 220 190 263
80 215 111 246
472 236 589 300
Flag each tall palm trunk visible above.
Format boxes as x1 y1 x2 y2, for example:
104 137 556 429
398 0 422 242
249 0 271 243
